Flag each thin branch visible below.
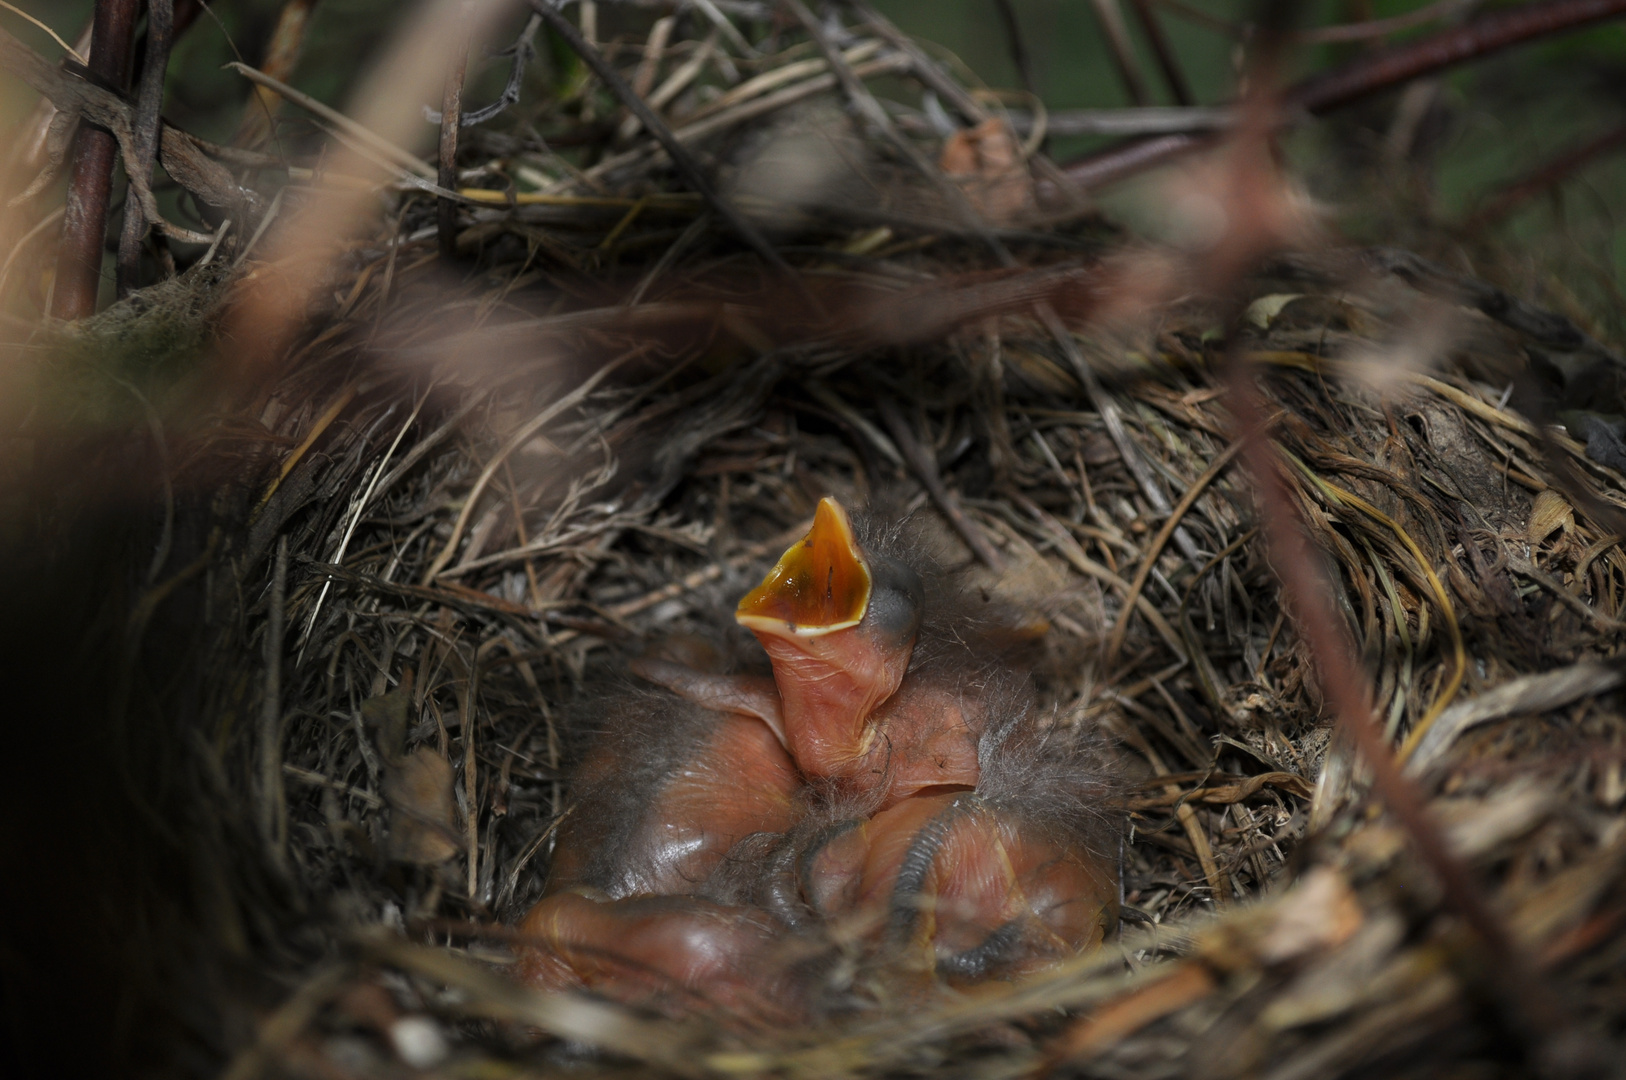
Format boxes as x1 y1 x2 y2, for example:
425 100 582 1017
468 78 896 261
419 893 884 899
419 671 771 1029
691 0 758 57
117 0 174 296
1062 0 1626 190
227 60 435 178
437 29 470 260
232 0 320 150
852 0 984 124
990 0 1039 99
260 536 290 873
1149 0 1240 37
785 0 1013 266
1101 440 1243 667
876 396 1004 571
1088 0 1151 106
1192 33 1607 1045
1015 105 1230 136
1039 302 1206 568
1290 0 1626 115
0 1 85 62
849 0 1089 208
615 14 675 141
423 12 541 127
1464 120 1626 230
1130 0 1193 105
823 4 1138 536
1295 0 1477 45
421 349 639 584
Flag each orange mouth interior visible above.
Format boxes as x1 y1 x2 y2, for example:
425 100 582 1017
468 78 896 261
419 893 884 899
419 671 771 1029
737 498 871 636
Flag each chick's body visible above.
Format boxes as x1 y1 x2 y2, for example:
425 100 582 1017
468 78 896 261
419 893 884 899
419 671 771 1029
804 789 1118 980
544 696 800 898
517 498 1122 1018
515 692 803 1009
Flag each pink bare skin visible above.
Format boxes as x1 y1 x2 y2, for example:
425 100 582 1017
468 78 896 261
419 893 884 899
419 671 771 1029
515 892 805 1022
803 791 1119 982
545 702 800 900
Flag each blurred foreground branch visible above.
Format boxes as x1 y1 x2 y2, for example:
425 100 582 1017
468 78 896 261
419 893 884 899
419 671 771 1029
1064 0 1626 190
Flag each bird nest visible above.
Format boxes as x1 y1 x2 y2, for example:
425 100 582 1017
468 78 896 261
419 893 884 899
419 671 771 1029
5 4 1626 1079
75 244 1626 1079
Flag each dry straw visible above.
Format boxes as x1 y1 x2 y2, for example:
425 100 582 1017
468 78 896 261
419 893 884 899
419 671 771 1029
3 1 1626 1077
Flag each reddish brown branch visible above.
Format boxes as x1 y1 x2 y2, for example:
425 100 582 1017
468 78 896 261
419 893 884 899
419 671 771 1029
437 35 469 261
1464 121 1626 230
1290 0 1626 113
51 0 139 320
1224 358 1603 1075
1062 0 1626 191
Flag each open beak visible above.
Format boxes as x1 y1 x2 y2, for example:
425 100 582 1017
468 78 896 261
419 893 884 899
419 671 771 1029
737 497 919 782
737 498 871 636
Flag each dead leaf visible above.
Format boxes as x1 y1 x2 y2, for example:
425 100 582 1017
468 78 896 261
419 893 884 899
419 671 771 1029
939 119 1033 225
1244 293 1306 329
382 747 461 864
1528 489 1573 547
362 680 415 762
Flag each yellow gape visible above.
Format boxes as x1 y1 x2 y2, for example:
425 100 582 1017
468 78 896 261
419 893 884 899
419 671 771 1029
736 497 871 636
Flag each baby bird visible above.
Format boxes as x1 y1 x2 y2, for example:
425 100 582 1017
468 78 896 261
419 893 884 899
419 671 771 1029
537 690 800 898
516 892 805 1020
793 709 1121 982
517 497 1122 1015
514 691 804 1011
655 498 1002 806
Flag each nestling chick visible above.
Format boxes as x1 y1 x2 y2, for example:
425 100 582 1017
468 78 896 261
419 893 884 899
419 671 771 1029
514 691 806 1012
516 497 1123 1017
